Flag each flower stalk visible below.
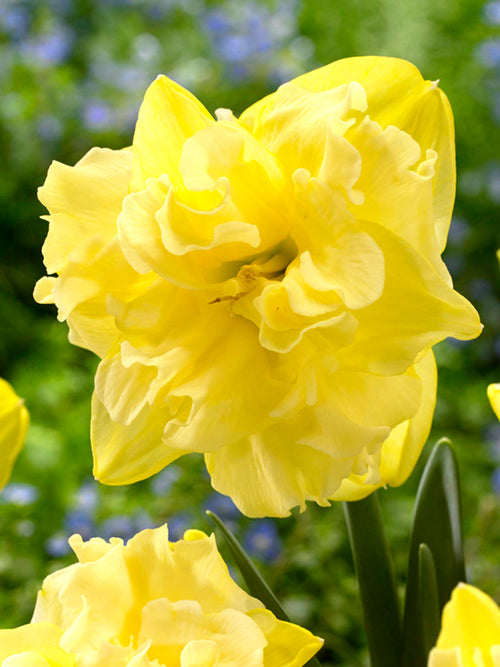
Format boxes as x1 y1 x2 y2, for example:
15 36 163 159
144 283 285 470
207 510 323 667
343 492 402 667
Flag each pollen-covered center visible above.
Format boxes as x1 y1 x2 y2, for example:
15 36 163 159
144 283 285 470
209 238 297 306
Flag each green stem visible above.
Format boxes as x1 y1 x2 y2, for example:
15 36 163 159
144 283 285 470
402 438 465 667
343 493 402 667
206 510 322 667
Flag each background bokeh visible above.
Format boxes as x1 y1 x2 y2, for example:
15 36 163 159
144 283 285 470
1 0 499 665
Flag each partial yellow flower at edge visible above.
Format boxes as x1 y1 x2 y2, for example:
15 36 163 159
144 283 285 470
0 378 29 490
487 383 500 421
0 525 323 667
428 583 500 667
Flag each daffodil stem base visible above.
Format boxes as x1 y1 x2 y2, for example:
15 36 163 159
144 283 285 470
343 492 402 667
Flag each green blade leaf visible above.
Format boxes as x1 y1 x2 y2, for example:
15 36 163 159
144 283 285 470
343 492 402 667
402 438 465 667
206 511 322 667
206 510 290 621
418 543 441 656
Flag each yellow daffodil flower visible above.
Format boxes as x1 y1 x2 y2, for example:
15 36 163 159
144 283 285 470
0 525 323 667
428 583 500 667
0 378 29 490
34 57 482 516
487 383 500 421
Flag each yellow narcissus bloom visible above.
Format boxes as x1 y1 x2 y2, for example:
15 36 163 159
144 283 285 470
0 525 323 667
0 378 29 490
34 57 482 517
428 583 500 667
487 383 500 421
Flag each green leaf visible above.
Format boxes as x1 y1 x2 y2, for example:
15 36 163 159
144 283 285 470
206 510 290 620
206 511 322 667
402 438 465 667
418 543 441 656
343 492 402 667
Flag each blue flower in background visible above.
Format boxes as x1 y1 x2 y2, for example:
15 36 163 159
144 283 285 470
492 467 500 494
0 4 30 40
203 8 231 35
166 513 193 541
150 465 180 496
448 216 470 247
483 1 500 25
201 0 310 83
100 515 136 542
37 115 63 142
243 519 282 563
468 277 495 302
22 27 73 65
484 423 500 463
64 509 95 540
132 510 157 532
486 164 500 204
204 492 240 523
46 0 74 15
476 39 500 68
217 34 253 64
1 483 39 506
82 100 114 130
74 480 99 513
46 534 72 558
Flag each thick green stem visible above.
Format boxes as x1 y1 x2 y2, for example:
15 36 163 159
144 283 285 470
343 493 402 667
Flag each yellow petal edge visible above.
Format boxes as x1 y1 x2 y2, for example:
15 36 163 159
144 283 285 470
428 583 500 667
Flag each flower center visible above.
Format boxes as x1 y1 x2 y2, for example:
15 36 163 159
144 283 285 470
208 238 297 306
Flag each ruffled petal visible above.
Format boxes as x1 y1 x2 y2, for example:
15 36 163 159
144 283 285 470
338 221 482 375
38 147 133 274
99 283 292 457
242 56 454 250
331 349 436 500
346 116 447 278
91 389 184 485
0 624 71 667
248 609 323 667
130 75 213 192
122 121 290 290
141 600 266 667
206 431 369 518
241 79 367 177
40 237 149 358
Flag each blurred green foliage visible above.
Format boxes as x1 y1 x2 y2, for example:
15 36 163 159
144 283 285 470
1 0 499 665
